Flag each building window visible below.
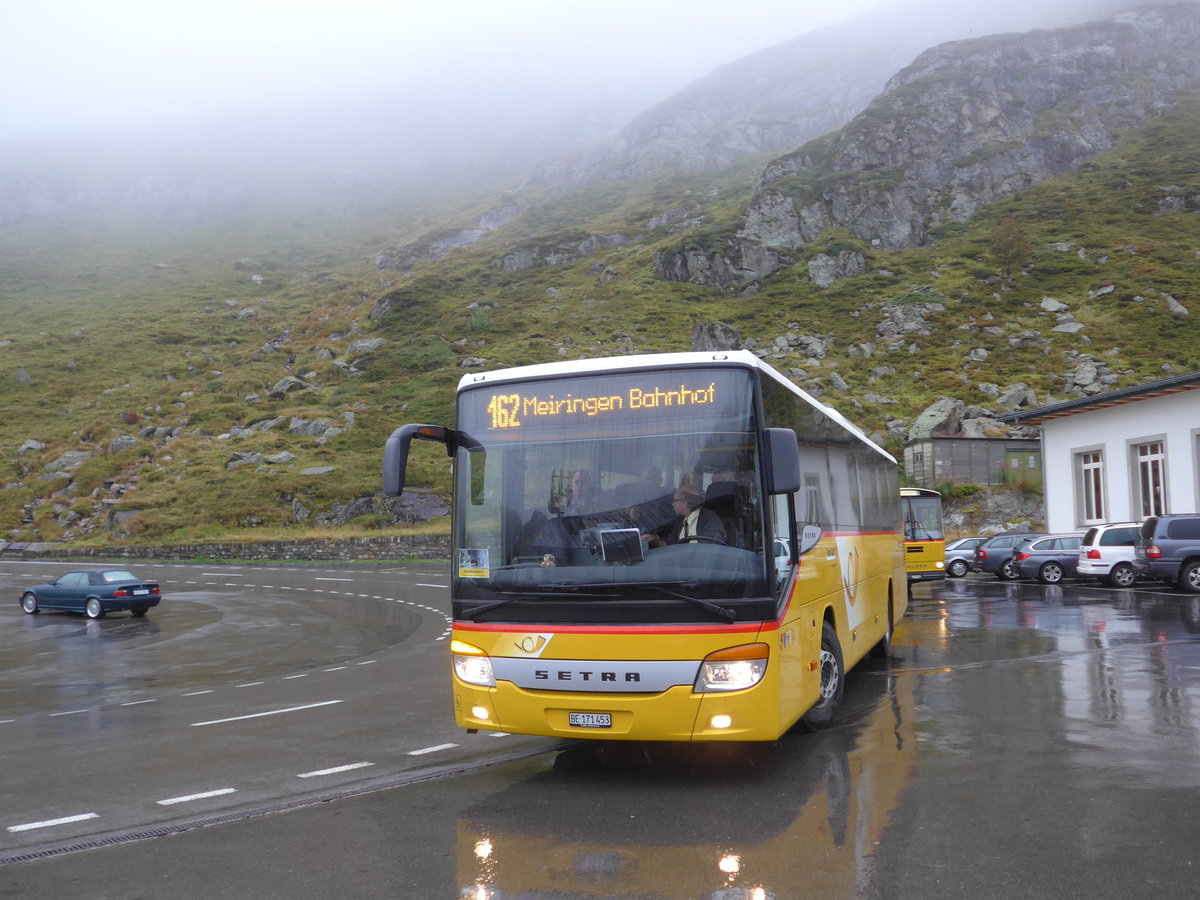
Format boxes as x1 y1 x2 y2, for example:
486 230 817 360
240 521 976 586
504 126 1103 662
1078 450 1105 524
1134 440 1166 518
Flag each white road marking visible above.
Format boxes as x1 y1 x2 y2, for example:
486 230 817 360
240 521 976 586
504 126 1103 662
8 813 99 833
190 700 342 727
120 699 157 707
408 743 458 756
283 673 309 680
297 762 375 778
236 682 264 688
355 660 377 666
157 788 237 805
316 577 355 582
324 666 347 672
49 709 88 717
416 583 448 589
183 690 214 696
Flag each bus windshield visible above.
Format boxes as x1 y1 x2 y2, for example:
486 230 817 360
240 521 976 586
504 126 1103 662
902 493 944 542
451 366 774 624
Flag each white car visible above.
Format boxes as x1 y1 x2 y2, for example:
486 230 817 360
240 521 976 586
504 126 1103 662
773 538 792 585
1077 522 1140 587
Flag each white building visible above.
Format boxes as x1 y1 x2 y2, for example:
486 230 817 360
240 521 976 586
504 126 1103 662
1001 373 1200 533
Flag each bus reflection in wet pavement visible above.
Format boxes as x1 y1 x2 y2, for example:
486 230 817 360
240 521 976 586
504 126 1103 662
456 661 915 900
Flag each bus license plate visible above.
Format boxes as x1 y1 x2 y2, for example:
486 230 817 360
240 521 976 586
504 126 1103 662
569 712 611 729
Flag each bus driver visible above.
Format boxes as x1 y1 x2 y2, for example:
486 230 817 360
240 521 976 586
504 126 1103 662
643 484 725 548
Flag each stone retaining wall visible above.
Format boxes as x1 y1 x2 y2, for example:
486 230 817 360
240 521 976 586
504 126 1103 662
18 535 450 562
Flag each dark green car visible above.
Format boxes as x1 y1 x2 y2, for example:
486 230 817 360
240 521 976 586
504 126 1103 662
20 569 161 619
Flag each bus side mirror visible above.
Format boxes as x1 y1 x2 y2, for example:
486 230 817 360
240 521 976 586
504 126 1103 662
765 427 800 495
383 424 453 496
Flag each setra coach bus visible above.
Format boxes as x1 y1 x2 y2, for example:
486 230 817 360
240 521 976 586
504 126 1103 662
383 351 906 741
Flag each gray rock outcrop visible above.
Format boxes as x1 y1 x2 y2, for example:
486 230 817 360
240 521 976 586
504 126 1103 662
662 4 1200 290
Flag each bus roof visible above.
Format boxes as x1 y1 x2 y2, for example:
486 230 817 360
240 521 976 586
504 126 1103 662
456 351 894 463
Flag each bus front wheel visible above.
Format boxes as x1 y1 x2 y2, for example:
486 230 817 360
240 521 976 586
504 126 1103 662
800 621 845 731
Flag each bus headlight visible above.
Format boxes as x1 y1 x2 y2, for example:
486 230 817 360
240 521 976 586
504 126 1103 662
695 643 769 692
452 639 496 687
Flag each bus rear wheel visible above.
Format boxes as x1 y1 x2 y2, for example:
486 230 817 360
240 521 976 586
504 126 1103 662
869 598 894 659
800 621 845 731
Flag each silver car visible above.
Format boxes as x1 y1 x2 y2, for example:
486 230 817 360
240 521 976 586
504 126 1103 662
1013 533 1084 584
944 537 984 578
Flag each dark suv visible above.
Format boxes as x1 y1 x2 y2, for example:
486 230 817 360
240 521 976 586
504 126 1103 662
973 532 1044 580
1135 515 1200 592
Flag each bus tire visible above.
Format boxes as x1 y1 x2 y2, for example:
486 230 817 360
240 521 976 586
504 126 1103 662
800 621 845 731
869 597 894 659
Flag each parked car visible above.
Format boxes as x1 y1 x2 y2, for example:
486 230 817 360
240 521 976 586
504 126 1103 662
974 532 1045 580
944 537 984 578
1013 533 1084 584
19 569 161 619
1135 514 1200 592
1077 522 1141 587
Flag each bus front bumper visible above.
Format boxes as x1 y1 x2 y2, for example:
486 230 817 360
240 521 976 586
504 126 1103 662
454 680 787 742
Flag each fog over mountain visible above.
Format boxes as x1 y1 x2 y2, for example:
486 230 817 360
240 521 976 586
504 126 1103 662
1 0 1150 207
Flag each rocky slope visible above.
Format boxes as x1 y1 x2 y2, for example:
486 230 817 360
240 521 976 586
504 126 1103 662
656 3 1200 289
524 0 1133 190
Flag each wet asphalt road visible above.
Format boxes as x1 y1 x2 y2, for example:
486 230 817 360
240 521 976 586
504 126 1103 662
5 564 1200 898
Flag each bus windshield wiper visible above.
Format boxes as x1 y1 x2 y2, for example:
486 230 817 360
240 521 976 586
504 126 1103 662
458 590 614 619
458 586 737 622
561 580 739 624
654 587 738 622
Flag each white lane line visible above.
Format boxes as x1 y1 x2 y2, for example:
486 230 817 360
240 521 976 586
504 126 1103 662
0 719 15 724
190 700 342 727
183 690 215 696
202 572 243 576
316 577 355 582
324 666 347 672
297 762 375 778
283 673 309 680
120 699 157 707
236 682 265 688
408 743 458 756
8 813 99 833
49 709 88 717
355 660 377 666
416 583 448 589
157 788 237 806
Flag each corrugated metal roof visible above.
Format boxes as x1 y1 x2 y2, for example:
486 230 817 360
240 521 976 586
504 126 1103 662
998 371 1200 426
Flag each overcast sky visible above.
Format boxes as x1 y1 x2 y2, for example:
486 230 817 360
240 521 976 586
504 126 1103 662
1 0 889 143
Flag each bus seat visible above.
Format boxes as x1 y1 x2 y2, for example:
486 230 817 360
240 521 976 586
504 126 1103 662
704 482 743 548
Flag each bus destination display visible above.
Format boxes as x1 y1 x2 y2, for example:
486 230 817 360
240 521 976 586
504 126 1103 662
484 381 719 431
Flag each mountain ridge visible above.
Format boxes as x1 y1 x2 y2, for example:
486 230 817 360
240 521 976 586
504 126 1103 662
1 2 1198 545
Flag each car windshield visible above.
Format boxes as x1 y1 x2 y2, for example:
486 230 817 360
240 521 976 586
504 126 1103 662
451 367 773 623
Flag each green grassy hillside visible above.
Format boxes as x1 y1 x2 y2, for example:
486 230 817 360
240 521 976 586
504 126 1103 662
2 94 1198 545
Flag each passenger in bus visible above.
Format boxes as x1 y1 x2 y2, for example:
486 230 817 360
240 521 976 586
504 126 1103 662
642 484 726 548
563 469 604 515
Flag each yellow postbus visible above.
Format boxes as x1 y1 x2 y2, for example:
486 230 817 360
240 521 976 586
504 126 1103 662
384 351 906 741
900 487 945 585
